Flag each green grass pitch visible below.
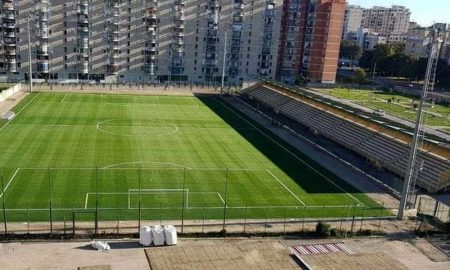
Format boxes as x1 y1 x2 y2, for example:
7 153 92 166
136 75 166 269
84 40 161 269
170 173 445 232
0 92 388 222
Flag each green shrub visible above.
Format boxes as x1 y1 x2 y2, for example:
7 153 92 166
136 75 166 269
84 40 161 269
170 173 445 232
316 221 331 237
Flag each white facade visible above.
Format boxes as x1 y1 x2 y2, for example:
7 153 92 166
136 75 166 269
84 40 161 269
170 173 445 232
342 5 363 39
361 5 410 43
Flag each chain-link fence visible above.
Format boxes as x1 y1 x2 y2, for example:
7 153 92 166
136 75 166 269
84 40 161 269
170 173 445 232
417 197 450 226
0 167 393 236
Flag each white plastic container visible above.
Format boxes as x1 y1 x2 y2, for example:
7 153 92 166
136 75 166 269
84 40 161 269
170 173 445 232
151 225 165 246
163 225 177 246
139 226 152 246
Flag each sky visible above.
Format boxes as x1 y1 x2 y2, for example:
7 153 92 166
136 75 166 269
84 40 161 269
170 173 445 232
348 0 450 26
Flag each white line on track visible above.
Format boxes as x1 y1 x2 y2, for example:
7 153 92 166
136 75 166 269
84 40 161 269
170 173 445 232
61 93 68 103
266 169 306 206
0 93 41 132
0 168 20 199
218 99 363 206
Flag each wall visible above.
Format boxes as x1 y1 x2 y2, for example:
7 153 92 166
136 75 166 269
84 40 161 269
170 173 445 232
0 83 22 103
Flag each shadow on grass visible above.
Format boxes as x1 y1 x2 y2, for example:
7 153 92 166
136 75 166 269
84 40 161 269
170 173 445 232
195 94 380 201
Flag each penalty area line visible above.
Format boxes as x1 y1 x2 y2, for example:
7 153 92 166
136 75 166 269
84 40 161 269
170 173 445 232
0 168 20 199
266 169 306 206
61 93 68 103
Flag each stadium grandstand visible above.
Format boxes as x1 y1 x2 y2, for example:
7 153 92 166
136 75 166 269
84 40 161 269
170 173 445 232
239 82 450 193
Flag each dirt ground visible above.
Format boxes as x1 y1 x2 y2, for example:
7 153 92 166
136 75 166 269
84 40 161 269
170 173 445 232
0 237 448 270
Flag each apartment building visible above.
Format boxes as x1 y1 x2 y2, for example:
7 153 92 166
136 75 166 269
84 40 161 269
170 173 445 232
342 4 363 39
361 5 410 43
405 23 450 63
277 0 345 84
0 0 342 84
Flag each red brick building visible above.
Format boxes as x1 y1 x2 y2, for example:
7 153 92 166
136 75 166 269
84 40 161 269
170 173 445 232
277 0 346 84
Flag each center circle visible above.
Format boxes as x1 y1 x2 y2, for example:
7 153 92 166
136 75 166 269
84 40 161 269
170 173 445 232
97 119 178 137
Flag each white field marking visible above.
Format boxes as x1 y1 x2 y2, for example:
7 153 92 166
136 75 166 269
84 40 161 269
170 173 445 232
266 169 305 206
84 193 89 209
0 168 20 199
96 119 179 137
216 192 225 205
61 93 68 103
103 161 192 169
0 93 41 132
218 100 364 206
127 189 189 209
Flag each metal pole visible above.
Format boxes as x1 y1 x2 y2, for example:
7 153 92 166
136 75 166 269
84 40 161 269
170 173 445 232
48 168 52 234
222 168 229 231
95 167 98 235
283 205 288 234
181 168 186 234
27 16 33 93
398 31 441 220
243 205 248 233
220 30 228 96
138 167 141 231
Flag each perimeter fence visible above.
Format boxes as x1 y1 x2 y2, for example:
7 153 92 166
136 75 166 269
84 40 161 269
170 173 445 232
0 167 394 236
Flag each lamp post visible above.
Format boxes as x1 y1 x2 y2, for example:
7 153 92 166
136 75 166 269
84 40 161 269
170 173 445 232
220 30 228 96
27 14 33 92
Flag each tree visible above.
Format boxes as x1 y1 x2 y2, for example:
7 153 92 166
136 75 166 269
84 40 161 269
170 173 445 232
339 40 363 60
354 68 366 83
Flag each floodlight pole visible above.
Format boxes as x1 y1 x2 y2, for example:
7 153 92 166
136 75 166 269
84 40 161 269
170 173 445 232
220 30 228 96
397 28 442 220
27 15 33 93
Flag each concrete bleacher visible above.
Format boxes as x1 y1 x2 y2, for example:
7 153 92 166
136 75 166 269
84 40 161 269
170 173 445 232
241 84 450 193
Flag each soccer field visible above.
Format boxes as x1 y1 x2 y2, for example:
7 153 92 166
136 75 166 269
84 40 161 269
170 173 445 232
0 92 388 221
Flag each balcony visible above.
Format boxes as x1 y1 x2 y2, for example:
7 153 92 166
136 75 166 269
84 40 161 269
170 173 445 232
3 22 16 28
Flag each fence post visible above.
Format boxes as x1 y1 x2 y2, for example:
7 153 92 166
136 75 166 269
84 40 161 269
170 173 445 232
1 169 7 235
243 205 248 233
27 205 30 234
359 206 366 232
264 204 269 235
72 211 75 235
159 202 162 226
202 201 206 234
2 201 7 235
302 206 307 232
222 169 229 232
95 167 99 235
48 167 53 235
350 204 357 235
181 168 186 234
138 167 141 232
378 203 384 232
321 204 326 221
283 205 288 235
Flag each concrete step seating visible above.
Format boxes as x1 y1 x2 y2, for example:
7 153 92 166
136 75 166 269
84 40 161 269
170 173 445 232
241 85 450 192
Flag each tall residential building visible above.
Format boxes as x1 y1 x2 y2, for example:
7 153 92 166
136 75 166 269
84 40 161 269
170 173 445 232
277 0 346 84
361 5 410 43
342 4 363 39
405 23 450 63
0 0 343 84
